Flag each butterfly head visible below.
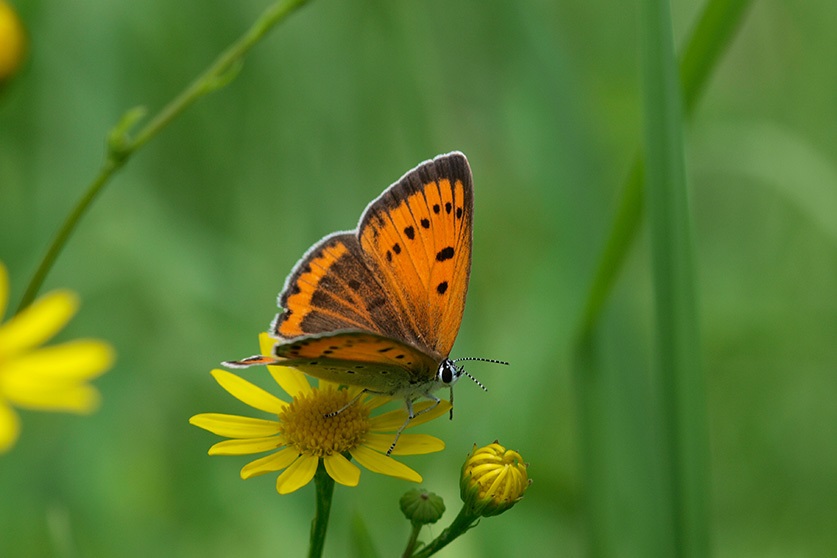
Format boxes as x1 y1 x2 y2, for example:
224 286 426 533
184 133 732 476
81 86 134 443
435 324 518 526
438 357 506 390
437 359 463 387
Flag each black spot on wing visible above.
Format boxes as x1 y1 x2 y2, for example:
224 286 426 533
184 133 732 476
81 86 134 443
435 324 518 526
404 225 415 240
366 297 386 312
437 281 448 294
436 247 455 262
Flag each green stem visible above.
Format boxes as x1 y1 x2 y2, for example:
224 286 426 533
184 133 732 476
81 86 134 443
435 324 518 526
573 0 752 342
401 523 423 558
641 0 709 553
308 463 335 558
411 507 478 558
15 0 311 314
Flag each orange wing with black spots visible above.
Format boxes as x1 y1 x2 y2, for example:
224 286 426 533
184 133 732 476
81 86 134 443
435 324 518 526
270 153 473 364
358 153 473 358
273 331 439 391
271 232 413 345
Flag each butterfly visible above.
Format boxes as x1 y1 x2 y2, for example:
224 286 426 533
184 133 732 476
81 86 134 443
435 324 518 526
225 152 505 454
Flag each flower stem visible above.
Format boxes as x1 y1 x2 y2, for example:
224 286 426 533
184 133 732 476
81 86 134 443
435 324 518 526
308 463 335 558
401 523 423 558
15 0 311 314
410 506 478 558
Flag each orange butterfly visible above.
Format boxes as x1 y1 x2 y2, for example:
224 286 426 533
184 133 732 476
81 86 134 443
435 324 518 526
226 152 504 453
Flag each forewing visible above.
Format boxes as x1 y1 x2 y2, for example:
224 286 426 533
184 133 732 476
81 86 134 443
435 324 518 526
357 152 473 358
272 232 414 345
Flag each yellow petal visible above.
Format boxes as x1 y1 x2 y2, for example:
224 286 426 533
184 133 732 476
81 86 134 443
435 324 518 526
210 369 286 414
363 393 393 411
0 402 21 454
369 399 451 431
208 436 284 456
0 290 78 360
260 329 313 396
3 382 100 413
268 365 312 399
407 400 452 426
189 413 280 438
364 433 445 456
349 444 422 483
0 261 8 320
258 331 276 355
323 453 360 487
241 447 300 479
275 453 318 494
2 340 114 383
318 379 343 392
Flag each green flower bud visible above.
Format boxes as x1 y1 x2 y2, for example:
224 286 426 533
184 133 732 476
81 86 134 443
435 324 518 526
400 488 446 526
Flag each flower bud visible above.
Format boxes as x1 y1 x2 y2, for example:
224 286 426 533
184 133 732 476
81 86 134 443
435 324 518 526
460 441 530 517
0 0 26 83
400 488 446 526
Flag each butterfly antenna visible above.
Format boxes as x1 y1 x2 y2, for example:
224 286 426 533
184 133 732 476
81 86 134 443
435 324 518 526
453 356 508 392
461 369 488 392
446 358 505 419
453 356 510 366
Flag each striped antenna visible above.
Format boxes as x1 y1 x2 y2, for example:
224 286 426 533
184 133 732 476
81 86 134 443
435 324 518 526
452 357 509 392
453 357 510 366
447 357 508 418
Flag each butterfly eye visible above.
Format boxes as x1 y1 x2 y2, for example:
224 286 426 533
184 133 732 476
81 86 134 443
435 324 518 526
437 360 459 385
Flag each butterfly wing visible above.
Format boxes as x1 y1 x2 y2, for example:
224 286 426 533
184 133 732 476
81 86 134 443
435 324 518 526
271 232 415 345
357 152 473 358
271 331 438 394
272 152 473 363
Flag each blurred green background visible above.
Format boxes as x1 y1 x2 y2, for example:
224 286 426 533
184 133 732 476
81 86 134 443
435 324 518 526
2 0 837 556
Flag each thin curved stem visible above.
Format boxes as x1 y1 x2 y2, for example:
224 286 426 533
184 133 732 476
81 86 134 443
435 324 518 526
401 523 422 558
410 506 478 558
16 0 311 313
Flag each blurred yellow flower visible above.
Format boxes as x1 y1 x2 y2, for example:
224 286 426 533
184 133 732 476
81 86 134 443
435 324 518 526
460 441 530 517
190 333 451 494
0 262 115 453
0 0 26 82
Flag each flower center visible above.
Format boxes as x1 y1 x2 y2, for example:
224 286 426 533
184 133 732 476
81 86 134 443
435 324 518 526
279 388 370 457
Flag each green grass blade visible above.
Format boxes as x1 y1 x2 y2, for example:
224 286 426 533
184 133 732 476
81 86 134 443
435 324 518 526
641 0 709 554
575 0 752 342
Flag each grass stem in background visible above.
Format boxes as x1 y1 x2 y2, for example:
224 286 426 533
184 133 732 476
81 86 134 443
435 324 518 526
575 0 751 341
16 0 311 314
641 0 709 553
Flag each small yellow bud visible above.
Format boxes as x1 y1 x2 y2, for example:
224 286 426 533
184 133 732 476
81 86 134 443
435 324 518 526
0 0 26 83
460 441 530 517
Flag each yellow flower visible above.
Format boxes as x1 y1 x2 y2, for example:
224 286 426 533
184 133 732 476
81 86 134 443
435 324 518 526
0 0 27 83
0 262 115 453
460 441 530 517
190 333 451 494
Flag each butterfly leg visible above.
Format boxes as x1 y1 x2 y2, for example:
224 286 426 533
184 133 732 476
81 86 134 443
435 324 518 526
386 394 442 456
324 389 369 418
